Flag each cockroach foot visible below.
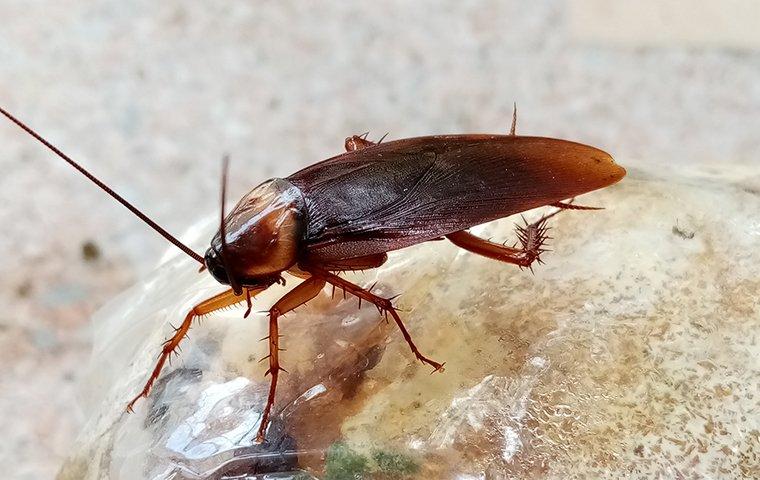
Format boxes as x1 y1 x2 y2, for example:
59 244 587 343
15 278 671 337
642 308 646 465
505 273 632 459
515 217 551 267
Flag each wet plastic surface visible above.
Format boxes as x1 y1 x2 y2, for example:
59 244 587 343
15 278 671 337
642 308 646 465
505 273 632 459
58 166 760 479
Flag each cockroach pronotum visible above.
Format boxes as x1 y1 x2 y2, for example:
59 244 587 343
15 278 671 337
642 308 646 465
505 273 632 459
1 105 625 442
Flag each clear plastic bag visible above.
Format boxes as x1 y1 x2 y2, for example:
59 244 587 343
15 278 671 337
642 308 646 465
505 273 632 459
58 167 760 479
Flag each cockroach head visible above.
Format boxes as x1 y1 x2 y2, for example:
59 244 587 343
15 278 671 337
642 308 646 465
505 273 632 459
205 178 306 288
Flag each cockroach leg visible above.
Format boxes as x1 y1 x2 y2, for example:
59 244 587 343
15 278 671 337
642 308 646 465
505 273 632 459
244 289 253 318
306 266 445 373
447 200 600 269
550 200 603 210
256 275 326 443
126 286 265 413
447 230 543 268
344 135 377 152
446 216 552 269
509 102 517 135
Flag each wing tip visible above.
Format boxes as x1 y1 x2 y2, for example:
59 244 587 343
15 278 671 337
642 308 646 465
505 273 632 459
592 149 626 187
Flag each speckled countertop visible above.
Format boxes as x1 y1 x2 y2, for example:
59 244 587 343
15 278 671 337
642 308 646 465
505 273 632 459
1 1 759 478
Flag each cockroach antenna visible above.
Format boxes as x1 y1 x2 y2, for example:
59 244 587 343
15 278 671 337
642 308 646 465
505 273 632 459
218 154 243 295
0 106 205 265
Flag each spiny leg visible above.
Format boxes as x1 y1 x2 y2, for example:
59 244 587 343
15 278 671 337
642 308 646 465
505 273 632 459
126 286 266 412
446 209 561 270
306 266 445 372
257 275 326 442
446 222 548 269
550 200 603 210
446 200 599 270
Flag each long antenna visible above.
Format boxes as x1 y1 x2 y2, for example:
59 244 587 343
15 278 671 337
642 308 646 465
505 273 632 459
0 106 205 265
218 154 242 294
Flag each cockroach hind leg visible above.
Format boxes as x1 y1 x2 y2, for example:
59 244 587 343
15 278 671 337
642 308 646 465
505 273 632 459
550 199 604 211
446 225 550 270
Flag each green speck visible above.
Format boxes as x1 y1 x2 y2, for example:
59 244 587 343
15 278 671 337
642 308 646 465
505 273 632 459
372 450 420 477
325 442 369 480
292 473 318 480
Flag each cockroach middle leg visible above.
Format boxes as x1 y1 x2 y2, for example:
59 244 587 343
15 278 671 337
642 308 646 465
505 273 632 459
257 275 326 442
306 266 445 373
126 286 265 413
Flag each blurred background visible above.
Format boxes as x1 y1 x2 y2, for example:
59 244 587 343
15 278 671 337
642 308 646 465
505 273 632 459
0 1 758 478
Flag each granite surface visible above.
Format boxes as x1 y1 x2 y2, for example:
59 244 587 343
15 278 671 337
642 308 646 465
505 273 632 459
1 1 759 478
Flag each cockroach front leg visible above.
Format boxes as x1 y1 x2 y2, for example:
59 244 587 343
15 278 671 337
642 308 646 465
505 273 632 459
306 266 445 373
126 287 265 412
256 275 326 442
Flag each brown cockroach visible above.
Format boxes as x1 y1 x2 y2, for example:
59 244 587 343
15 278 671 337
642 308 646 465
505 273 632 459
0 105 625 442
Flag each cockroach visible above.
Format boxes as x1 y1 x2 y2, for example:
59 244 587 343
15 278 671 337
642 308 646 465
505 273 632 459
0 105 625 442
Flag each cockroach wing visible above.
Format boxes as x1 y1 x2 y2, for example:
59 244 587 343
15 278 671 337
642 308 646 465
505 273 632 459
288 135 625 262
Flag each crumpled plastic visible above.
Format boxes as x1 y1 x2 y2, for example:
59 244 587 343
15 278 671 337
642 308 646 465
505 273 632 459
58 167 760 479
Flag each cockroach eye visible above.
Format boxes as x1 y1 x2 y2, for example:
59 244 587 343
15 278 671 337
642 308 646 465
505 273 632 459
204 248 230 286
